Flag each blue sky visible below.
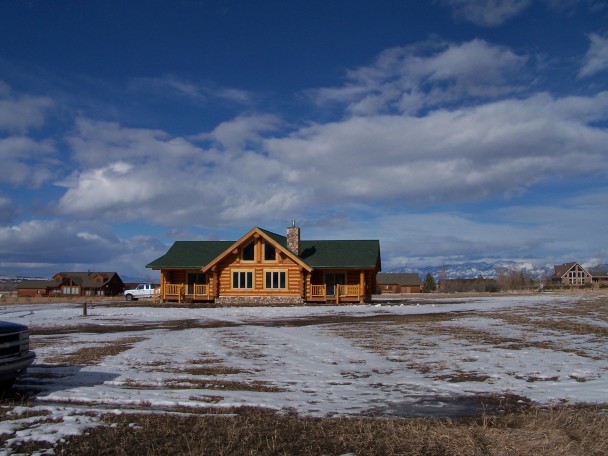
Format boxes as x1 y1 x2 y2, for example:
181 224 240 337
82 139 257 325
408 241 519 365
1 0 607 280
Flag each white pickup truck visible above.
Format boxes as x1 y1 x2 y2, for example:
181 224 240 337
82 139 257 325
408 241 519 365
124 283 155 301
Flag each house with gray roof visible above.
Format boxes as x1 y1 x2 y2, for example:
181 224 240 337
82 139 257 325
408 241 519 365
551 262 608 288
17 272 125 298
377 273 421 293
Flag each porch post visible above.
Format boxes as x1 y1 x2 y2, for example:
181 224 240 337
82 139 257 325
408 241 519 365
360 271 365 303
160 271 166 301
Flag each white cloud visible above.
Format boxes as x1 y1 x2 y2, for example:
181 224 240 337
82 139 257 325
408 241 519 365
0 219 167 279
66 118 209 167
0 82 54 132
579 33 608 78
266 92 608 204
196 113 283 151
312 39 527 115
129 75 252 105
438 0 532 26
0 136 57 187
52 85 608 232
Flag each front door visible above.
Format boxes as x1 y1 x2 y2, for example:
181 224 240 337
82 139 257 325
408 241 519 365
325 273 345 297
187 273 206 294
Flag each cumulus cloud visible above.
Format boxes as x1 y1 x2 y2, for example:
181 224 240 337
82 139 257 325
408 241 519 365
0 219 167 278
52 88 608 234
579 33 608 78
0 82 54 132
66 118 211 167
9 36 594 274
266 91 608 204
197 113 283 151
312 39 528 115
438 0 532 26
0 136 57 187
55 115 301 225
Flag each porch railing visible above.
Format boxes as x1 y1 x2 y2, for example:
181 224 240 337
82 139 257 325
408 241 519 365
161 283 210 303
164 283 185 303
191 284 210 300
336 284 362 303
310 284 363 302
311 284 327 301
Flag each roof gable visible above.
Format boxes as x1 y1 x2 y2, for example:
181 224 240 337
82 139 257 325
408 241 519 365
553 262 590 278
202 227 312 273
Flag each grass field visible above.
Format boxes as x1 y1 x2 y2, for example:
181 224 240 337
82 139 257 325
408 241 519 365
1 292 607 455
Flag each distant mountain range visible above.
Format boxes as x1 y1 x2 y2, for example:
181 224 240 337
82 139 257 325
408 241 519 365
2 261 607 285
389 261 608 280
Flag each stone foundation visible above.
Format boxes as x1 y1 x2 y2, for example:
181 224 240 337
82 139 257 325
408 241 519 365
214 295 305 306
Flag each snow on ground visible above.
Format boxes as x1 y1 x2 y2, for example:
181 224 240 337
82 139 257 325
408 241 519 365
0 293 607 454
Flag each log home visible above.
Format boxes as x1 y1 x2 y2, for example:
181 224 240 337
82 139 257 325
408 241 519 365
146 223 381 305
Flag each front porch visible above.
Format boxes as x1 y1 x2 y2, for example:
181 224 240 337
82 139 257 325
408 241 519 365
309 284 367 303
156 283 212 304
156 281 368 304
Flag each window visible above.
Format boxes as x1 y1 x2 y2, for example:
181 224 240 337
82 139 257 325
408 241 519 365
232 271 253 289
62 286 79 295
264 242 276 261
242 242 255 261
265 271 286 289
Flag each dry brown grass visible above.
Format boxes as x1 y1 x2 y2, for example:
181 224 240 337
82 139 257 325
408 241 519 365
45 336 148 365
45 404 608 456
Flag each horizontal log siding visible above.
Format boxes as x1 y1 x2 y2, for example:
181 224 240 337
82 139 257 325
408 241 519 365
216 256 304 297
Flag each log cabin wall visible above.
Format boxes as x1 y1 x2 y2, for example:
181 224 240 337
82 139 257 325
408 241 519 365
216 254 305 297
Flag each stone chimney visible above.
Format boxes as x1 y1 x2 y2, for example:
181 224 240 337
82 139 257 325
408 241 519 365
286 219 300 255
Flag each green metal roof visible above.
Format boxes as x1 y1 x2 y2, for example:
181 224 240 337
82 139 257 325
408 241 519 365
299 240 380 268
146 241 234 269
146 230 381 270
258 227 288 248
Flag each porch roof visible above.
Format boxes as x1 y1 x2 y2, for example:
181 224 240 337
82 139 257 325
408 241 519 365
299 240 380 269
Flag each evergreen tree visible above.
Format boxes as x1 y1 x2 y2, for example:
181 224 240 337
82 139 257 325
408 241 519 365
422 273 437 293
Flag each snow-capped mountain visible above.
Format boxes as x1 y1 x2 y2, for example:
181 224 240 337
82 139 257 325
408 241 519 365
388 261 607 280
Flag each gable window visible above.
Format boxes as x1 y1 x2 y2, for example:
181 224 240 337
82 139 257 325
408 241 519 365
265 270 286 289
232 271 253 289
242 241 255 261
264 242 276 261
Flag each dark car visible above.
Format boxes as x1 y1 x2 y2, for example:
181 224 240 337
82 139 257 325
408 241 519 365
0 321 35 389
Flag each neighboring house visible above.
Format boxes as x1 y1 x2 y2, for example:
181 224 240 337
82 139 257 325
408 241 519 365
376 273 421 293
589 267 608 287
551 262 608 287
16 279 55 298
146 224 381 305
18 272 125 298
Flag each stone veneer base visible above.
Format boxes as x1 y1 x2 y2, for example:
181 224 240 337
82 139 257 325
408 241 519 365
214 296 305 306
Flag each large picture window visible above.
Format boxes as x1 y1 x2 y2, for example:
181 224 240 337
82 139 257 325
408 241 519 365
265 270 286 289
232 271 253 289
